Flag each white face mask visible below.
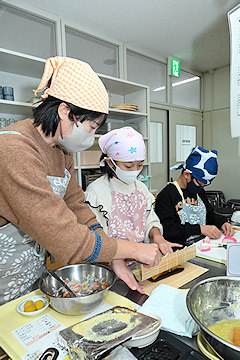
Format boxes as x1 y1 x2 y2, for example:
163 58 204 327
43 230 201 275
58 121 95 153
110 159 142 185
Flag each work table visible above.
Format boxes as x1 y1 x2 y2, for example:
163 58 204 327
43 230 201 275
111 256 227 352
0 255 227 359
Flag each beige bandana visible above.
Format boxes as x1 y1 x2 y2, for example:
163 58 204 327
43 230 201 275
34 56 108 114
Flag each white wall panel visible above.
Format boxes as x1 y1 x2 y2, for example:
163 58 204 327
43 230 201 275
176 124 196 162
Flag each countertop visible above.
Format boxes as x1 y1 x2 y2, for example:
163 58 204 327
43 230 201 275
0 255 226 358
111 256 227 352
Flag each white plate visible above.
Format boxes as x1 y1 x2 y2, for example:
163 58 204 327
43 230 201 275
17 295 49 316
123 312 162 348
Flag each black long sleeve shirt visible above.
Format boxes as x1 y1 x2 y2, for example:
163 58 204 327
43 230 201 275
155 183 227 244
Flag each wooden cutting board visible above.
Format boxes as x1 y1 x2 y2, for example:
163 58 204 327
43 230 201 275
138 262 209 296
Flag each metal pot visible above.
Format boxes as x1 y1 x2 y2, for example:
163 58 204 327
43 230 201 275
186 276 240 360
39 263 116 315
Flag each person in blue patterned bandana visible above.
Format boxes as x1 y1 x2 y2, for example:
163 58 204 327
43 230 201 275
155 146 234 244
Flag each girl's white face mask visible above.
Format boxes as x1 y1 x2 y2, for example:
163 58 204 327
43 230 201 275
58 121 95 153
110 158 142 185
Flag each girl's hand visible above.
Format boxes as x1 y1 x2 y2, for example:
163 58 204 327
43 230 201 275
200 225 222 239
221 222 235 237
153 234 182 255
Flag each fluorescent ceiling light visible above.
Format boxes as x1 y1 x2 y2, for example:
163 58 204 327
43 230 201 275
153 86 166 92
172 76 199 87
152 76 199 91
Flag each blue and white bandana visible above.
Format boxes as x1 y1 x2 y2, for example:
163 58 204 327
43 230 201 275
170 146 218 185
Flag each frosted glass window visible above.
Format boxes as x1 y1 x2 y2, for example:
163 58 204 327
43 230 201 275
172 70 201 109
0 4 56 58
127 51 166 102
65 27 118 77
176 125 196 162
150 122 163 162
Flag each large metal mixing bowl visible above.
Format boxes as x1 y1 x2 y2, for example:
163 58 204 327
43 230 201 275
186 276 240 360
39 263 115 315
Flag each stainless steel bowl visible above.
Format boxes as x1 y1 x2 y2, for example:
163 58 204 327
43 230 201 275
39 263 116 315
186 276 240 360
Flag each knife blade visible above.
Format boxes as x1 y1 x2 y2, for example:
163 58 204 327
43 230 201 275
201 243 227 249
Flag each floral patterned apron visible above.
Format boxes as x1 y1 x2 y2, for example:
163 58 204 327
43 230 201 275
0 131 71 305
174 181 206 242
107 181 147 243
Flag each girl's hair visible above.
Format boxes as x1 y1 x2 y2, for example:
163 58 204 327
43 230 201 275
99 153 114 179
32 96 108 136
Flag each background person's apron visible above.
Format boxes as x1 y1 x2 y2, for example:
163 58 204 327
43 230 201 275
174 181 206 243
0 130 71 304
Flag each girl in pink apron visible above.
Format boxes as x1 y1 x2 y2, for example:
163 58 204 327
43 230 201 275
85 127 182 292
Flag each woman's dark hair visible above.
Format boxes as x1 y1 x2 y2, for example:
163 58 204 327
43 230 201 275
99 153 114 179
32 96 108 136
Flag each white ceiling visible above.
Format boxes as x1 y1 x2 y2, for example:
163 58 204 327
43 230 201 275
12 0 240 73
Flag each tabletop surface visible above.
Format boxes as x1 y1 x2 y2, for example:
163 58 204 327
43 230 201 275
0 289 134 359
111 255 227 351
0 249 228 358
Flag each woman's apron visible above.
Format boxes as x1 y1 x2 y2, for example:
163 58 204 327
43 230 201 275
0 131 71 305
173 181 206 242
107 181 147 244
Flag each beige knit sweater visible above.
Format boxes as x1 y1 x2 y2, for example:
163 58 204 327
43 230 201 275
0 119 117 264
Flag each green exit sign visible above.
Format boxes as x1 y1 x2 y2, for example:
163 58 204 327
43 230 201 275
168 57 180 77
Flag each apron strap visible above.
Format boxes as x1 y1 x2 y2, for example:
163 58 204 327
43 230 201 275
173 181 200 201
173 181 184 201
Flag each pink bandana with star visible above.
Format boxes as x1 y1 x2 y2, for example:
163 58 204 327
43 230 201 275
98 126 146 162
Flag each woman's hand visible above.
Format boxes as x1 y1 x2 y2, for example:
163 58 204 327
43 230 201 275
153 234 182 255
110 259 145 294
114 240 162 267
221 222 235 237
200 225 222 239
131 242 162 267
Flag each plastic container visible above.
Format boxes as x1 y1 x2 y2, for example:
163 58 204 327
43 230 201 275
3 86 14 101
137 175 151 189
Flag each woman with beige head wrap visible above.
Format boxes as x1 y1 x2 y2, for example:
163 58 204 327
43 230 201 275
0 56 161 304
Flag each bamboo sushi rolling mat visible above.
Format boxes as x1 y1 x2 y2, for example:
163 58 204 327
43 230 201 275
110 103 138 111
137 262 209 296
132 246 209 296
